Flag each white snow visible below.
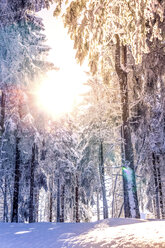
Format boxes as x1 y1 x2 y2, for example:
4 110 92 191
0 218 165 248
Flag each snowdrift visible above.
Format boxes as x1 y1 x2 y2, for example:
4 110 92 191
0 218 165 248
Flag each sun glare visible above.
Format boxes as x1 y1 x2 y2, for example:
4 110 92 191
36 6 89 118
37 70 88 118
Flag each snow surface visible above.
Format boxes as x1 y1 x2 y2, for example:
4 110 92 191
0 218 165 248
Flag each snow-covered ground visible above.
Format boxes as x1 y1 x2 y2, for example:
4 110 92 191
0 218 165 248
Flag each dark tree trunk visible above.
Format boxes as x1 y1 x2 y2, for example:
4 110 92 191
157 165 165 219
0 90 5 139
0 91 8 222
152 153 164 219
115 34 140 218
34 188 39 222
56 178 60 222
75 175 79 222
152 153 160 219
49 175 53 222
3 176 8 222
60 185 65 222
156 155 165 219
11 136 21 223
96 189 100 221
49 191 53 222
157 167 165 219
99 141 108 219
29 143 36 223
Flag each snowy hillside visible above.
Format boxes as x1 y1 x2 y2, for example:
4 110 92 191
0 218 165 248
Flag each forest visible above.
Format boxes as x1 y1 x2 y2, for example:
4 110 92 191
0 0 165 231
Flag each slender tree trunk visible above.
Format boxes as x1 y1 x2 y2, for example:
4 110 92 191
157 167 165 219
152 153 160 219
156 155 165 219
49 191 53 222
49 175 53 222
0 91 8 222
99 141 108 219
152 153 164 219
75 175 79 222
96 190 100 221
118 202 124 218
115 34 140 218
0 90 5 140
60 185 65 222
11 136 21 223
112 173 119 218
34 188 39 222
29 143 36 223
3 176 8 222
56 178 60 222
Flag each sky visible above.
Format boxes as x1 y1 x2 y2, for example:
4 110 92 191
36 5 89 118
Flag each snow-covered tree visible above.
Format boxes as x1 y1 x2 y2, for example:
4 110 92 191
53 0 164 219
0 13 52 222
76 75 122 219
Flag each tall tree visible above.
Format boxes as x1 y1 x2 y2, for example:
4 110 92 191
54 0 164 218
0 12 53 222
115 37 140 217
11 136 21 223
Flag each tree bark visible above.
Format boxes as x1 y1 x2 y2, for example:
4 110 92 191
115 34 140 218
0 90 8 222
34 188 39 222
99 141 108 219
152 153 165 219
11 136 21 223
152 153 160 219
157 164 165 219
0 90 5 140
112 173 119 218
157 167 165 219
56 178 60 222
49 191 53 222
3 176 8 222
29 143 36 223
60 185 65 222
96 189 100 221
75 175 79 222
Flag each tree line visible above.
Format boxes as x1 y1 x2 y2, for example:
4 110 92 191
0 0 164 223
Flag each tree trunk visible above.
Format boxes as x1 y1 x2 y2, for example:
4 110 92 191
11 136 21 223
49 191 53 222
49 175 53 222
75 175 79 222
96 189 100 221
60 185 65 222
34 188 39 222
29 143 36 223
118 202 124 218
157 165 165 219
152 153 160 219
0 91 8 222
157 167 165 219
112 173 119 218
3 176 8 222
56 178 60 222
156 155 165 219
115 34 140 218
99 141 108 219
0 90 5 141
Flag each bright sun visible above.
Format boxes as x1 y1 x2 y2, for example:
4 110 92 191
37 70 87 118
35 6 89 118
